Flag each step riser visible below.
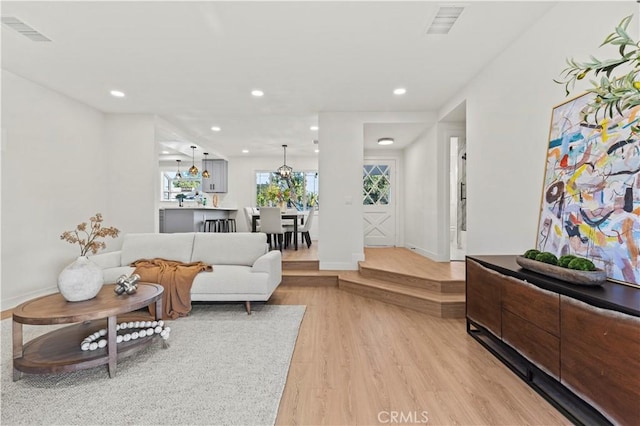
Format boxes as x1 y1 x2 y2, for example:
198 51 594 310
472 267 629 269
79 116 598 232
282 261 319 271
359 266 464 294
339 279 465 319
282 275 338 286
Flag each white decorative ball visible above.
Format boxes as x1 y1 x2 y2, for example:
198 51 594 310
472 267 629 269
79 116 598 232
158 320 164 327
127 322 134 328
134 321 139 328
119 323 126 330
116 325 121 331
164 327 171 333
123 334 131 342
116 335 123 343
92 332 100 340
98 339 107 348
99 329 107 336
81 342 90 351
147 328 154 335
154 326 162 334
131 332 139 340
151 321 158 327
89 342 98 351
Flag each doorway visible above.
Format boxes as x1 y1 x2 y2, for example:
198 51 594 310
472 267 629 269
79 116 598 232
363 160 396 246
450 135 467 260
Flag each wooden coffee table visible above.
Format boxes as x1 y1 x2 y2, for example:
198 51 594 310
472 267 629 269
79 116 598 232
12 283 164 381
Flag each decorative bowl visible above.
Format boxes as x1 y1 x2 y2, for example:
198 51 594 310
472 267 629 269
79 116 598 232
515 256 607 286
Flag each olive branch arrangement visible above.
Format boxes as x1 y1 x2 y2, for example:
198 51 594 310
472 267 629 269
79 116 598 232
60 213 120 256
555 14 639 132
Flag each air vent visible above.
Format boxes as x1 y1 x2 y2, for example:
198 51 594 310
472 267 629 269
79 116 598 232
426 6 464 35
1 16 51 42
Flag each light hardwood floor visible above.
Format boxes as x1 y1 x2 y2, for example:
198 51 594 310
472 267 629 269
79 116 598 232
2 244 569 425
270 285 569 425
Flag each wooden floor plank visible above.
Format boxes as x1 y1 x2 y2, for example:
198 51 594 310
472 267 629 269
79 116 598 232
271 285 569 426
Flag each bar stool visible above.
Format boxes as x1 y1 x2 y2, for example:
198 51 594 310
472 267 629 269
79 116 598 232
203 219 220 232
226 219 237 232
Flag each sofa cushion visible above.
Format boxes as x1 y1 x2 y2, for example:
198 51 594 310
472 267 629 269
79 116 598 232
190 265 269 295
191 233 267 266
121 233 195 266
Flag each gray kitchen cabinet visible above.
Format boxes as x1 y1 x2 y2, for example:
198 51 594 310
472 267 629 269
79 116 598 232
202 159 228 193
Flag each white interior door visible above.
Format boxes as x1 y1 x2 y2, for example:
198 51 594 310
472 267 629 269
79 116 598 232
363 161 396 246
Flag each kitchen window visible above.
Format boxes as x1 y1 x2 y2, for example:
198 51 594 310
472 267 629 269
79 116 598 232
161 171 202 202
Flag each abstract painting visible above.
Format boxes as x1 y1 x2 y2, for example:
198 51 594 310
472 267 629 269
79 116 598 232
536 92 640 287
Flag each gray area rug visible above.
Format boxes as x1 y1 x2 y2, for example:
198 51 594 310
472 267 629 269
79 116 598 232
1 304 305 426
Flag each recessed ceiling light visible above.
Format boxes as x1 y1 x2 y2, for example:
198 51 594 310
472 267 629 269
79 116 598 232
110 90 125 98
242 149 249 154
211 126 221 132
310 126 319 131
378 137 394 146
161 151 170 154
314 149 319 153
251 90 264 97
393 88 406 95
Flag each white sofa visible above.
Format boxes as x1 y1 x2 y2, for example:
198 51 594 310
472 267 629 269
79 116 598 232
90 232 282 314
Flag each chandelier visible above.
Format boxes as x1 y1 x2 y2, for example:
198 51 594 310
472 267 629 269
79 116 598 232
277 144 293 179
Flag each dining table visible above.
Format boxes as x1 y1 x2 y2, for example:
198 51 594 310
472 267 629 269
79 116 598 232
251 212 305 250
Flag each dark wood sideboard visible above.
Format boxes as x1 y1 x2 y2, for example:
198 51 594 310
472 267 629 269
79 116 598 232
466 255 640 426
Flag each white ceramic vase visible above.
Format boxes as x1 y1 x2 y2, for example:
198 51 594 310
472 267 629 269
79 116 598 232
57 256 103 302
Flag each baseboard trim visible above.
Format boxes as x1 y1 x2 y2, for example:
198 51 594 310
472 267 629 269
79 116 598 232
403 245 447 261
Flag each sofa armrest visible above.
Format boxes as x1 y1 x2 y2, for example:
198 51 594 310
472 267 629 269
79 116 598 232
251 250 281 274
252 250 282 296
89 250 122 269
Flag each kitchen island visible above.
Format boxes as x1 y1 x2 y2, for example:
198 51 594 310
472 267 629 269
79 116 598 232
159 207 237 233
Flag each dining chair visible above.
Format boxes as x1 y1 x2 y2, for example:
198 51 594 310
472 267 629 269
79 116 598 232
244 206 259 232
297 210 315 248
259 207 286 250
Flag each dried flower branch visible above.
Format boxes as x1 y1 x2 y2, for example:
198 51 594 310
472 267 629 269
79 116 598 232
60 213 120 257
555 15 640 131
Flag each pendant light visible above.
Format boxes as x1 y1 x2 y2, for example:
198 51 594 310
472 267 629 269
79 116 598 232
188 145 199 176
202 152 210 178
277 144 293 179
175 159 183 179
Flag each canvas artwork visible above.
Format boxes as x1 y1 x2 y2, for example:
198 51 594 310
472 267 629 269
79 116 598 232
536 92 640 287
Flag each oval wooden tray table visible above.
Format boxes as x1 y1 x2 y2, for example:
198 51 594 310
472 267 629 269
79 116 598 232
12 283 164 381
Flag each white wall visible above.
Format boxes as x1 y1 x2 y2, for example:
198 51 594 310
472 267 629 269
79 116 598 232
439 1 638 256
403 126 440 258
1 70 107 309
103 114 157 237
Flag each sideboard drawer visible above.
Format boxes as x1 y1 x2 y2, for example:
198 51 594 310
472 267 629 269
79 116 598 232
561 296 640 426
466 259 502 337
502 309 560 378
502 277 560 336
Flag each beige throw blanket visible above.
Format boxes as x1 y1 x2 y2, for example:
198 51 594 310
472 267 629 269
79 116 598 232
131 258 212 320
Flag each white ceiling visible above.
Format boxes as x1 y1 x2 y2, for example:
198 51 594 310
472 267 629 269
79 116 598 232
1 1 555 159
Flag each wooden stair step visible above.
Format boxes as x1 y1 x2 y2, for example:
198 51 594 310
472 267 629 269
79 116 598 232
282 270 338 286
282 260 319 271
338 272 465 319
359 265 465 294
